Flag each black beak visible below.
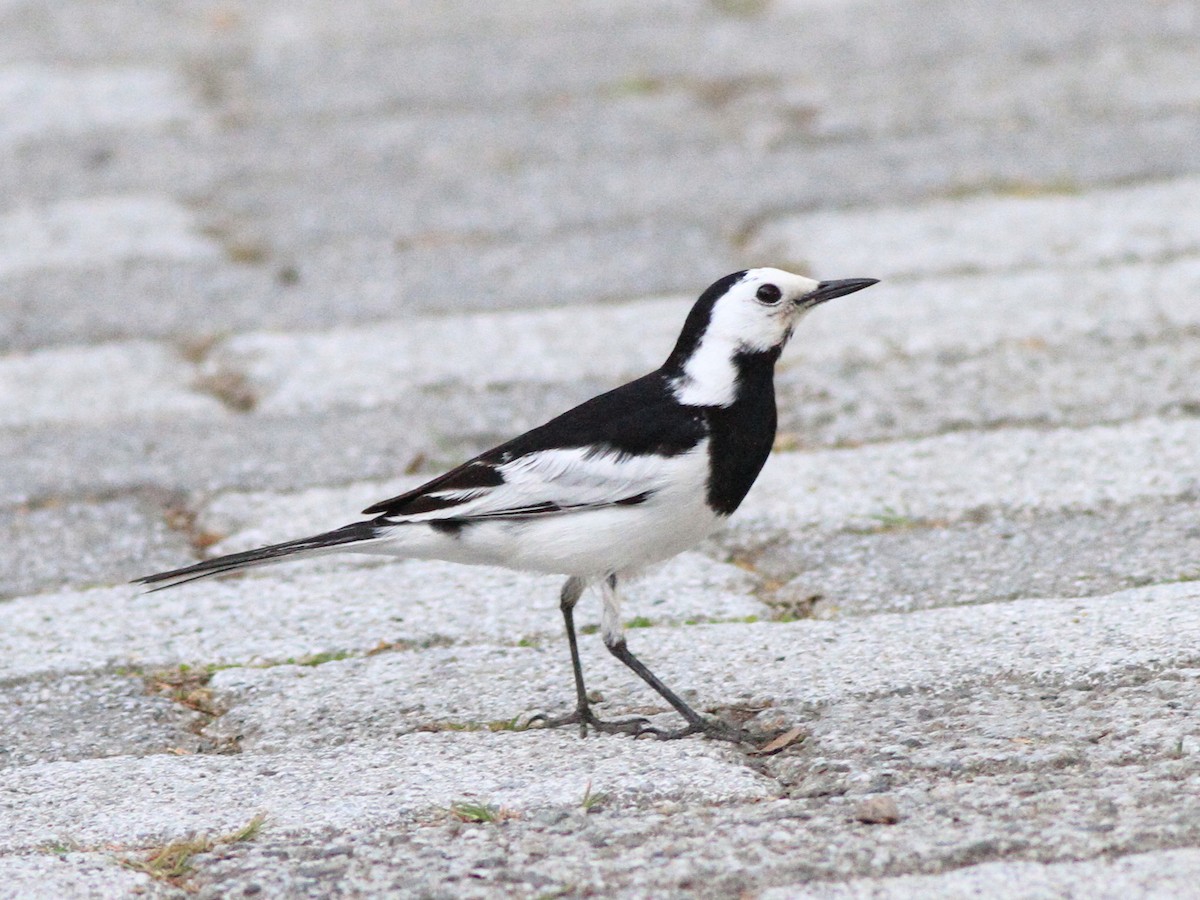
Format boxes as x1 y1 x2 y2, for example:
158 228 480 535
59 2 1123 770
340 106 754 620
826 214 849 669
802 278 880 305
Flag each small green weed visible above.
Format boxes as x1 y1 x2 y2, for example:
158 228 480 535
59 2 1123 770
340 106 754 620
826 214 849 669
120 813 266 888
284 650 351 667
580 781 608 812
449 801 516 824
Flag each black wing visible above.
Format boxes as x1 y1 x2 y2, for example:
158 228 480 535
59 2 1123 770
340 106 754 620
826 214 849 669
363 372 707 522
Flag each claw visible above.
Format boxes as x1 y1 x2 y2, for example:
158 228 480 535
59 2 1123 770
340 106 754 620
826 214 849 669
638 718 748 743
534 707 747 744
535 707 652 738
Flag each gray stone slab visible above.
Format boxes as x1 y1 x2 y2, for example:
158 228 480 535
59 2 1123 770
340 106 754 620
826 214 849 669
0 493 193 600
202 644 644 752
0 551 761 681
0 195 217 279
0 222 724 353
4 284 1196 531
0 339 221 430
180 715 1200 899
5 360 1194 524
0 65 194 146
738 498 1200 618
202 121 1200 264
3 0 1199 893
5 250 1198 438
0 732 771 853
5 132 1196 353
777 328 1200 450
777 849 1200 900
191 583 1200 750
0 854 161 900
0 672 200 770
765 670 1200 809
750 177 1200 281
2 5 1197 350
7 579 1189 752
0 397 550 507
4 661 1197 896
746 417 1200 533
186 758 1200 899
5 569 1197 767
207 298 684 416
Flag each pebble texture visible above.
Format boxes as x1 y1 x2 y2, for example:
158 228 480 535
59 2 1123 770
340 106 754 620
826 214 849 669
2 1 1199 897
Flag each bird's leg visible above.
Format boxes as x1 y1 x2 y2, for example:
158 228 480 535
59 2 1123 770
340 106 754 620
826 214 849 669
600 574 745 743
536 576 650 738
559 576 593 735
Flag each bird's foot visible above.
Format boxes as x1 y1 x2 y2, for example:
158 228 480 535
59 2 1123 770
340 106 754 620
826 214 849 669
534 706 653 738
637 717 749 744
533 707 748 743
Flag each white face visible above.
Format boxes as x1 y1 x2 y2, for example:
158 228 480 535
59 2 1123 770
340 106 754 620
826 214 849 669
672 267 821 406
704 267 822 354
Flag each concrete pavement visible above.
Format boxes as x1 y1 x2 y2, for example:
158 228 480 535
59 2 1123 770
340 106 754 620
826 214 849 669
2 1 1199 896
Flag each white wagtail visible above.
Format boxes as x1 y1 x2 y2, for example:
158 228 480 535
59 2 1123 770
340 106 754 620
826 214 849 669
138 268 877 741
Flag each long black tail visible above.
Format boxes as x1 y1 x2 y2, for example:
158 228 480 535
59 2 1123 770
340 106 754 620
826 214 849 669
134 521 383 592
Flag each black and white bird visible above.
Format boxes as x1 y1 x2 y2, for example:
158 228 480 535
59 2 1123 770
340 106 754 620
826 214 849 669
137 268 877 741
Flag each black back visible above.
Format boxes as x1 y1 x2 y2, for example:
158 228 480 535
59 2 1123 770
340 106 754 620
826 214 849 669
365 269 780 521
363 373 707 517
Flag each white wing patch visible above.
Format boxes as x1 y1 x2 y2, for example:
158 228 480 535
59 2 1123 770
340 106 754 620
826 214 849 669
378 446 695 524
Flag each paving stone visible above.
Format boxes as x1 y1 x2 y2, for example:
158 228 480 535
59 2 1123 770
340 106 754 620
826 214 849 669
206 122 1200 262
4 0 1200 893
776 327 1200 449
0 196 218 280
0 854 161 900
5 129 1197 351
196 578 1200 751
771 667 1200 799
4 660 1198 893
0 65 193 145
188 750 1200 899
201 642 686 753
745 417 1200 533
0 732 771 853
0 340 221 430
5 578 1195 742
208 298 685 415
4 252 1198 435
0 673 200 770
773 849 1200 900
0 551 762 681
3 4 1198 350
0 400 520 507
749 177 1200 281
3 273 1196 521
0 494 193 600
200 582 1200 747
742 498 1200 618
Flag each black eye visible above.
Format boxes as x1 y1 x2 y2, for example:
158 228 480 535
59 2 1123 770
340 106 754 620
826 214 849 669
756 283 782 304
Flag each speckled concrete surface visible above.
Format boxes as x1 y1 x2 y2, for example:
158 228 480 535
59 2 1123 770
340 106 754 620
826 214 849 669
3 1 1199 897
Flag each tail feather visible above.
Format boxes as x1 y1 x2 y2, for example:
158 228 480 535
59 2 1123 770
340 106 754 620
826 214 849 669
134 521 383 591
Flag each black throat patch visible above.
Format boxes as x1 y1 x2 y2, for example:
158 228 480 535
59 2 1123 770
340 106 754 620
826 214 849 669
703 349 779 516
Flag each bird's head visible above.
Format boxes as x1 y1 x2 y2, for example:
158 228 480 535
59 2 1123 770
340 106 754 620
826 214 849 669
664 267 877 407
